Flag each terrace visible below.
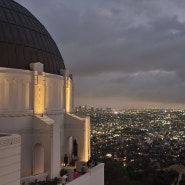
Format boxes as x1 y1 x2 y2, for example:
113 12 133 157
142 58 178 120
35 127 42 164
20 163 104 185
62 163 104 185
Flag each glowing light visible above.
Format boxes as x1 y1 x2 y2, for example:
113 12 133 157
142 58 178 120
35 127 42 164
34 74 45 114
82 116 90 161
65 78 71 113
65 75 74 113
106 153 112 158
86 117 91 161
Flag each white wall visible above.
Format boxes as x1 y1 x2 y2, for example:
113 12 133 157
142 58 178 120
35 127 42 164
64 113 91 162
0 116 33 177
0 67 65 115
33 114 65 179
0 134 21 185
45 73 64 113
0 68 66 179
47 114 65 178
0 68 33 113
0 67 91 182
0 68 34 177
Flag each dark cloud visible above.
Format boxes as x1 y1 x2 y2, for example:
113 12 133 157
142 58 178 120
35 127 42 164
15 0 185 108
75 70 185 104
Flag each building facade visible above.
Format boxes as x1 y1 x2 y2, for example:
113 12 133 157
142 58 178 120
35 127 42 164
0 0 99 184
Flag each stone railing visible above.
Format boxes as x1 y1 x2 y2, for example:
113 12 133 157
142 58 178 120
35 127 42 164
63 163 104 185
20 172 48 185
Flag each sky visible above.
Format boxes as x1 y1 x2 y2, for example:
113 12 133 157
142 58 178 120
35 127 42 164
15 0 185 109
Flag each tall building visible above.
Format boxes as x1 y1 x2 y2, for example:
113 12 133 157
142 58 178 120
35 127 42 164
0 0 104 184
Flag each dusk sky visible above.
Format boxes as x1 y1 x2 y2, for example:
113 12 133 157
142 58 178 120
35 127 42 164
16 0 185 109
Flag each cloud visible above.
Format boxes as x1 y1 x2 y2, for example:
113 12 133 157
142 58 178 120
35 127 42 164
75 70 185 104
15 0 185 108
66 14 185 79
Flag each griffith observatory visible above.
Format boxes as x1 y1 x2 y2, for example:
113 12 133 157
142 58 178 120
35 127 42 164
0 1 105 185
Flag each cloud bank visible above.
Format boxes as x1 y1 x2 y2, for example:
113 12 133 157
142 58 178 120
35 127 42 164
16 0 185 108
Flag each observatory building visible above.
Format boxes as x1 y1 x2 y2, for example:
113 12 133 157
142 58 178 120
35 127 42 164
0 0 104 185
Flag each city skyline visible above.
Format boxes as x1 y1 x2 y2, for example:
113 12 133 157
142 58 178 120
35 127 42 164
16 0 185 109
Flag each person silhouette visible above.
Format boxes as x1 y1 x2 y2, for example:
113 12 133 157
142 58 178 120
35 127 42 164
64 154 68 166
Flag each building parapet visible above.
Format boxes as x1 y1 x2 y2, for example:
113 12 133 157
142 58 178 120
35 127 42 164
67 113 88 121
65 163 104 185
0 134 21 185
21 172 48 185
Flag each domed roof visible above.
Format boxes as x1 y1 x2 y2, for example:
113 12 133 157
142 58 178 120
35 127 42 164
0 0 65 75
